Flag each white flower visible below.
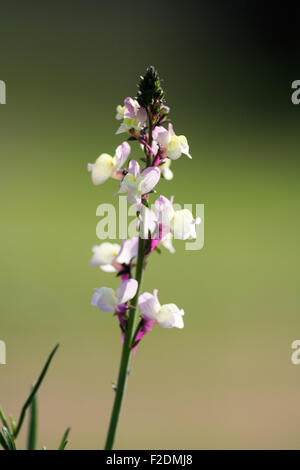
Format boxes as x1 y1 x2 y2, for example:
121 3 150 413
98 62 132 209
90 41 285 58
90 238 139 272
87 142 130 185
115 238 138 265
160 158 173 180
91 279 138 312
116 97 147 135
115 104 125 120
152 123 192 160
155 195 200 240
116 159 160 205
138 206 175 254
138 289 184 329
90 242 121 272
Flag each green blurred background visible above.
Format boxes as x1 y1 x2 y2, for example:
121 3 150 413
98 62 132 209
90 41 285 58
1 1 300 449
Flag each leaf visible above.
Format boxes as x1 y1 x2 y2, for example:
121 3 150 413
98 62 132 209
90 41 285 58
27 390 38 450
58 427 71 450
9 416 16 434
0 408 9 430
2 426 16 450
13 344 59 438
0 430 9 450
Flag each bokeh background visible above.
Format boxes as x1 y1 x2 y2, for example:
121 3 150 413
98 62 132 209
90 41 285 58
1 1 300 449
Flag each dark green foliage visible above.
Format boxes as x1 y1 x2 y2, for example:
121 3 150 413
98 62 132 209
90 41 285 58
136 66 166 115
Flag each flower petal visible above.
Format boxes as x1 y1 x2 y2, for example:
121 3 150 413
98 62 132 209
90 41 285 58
161 232 175 254
152 126 170 147
124 97 138 119
138 289 161 320
168 123 175 136
90 242 120 267
128 159 141 179
100 264 117 273
157 303 184 328
116 279 138 304
141 167 160 194
172 209 198 240
91 287 117 312
88 153 114 185
178 135 192 159
139 206 158 239
136 107 147 124
115 238 138 265
154 195 174 228
115 142 131 169
161 159 173 180
167 136 182 160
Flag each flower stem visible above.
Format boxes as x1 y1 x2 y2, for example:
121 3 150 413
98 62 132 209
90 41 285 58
104 236 144 450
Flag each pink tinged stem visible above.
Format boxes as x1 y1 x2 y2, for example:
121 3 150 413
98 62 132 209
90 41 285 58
138 138 156 156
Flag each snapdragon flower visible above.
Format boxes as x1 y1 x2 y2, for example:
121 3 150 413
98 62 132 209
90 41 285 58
91 278 138 313
88 67 197 449
138 289 184 329
116 97 147 135
116 159 160 205
88 142 130 185
152 123 192 160
90 242 121 272
90 238 138 276
154 195 200 240
139 206 175 254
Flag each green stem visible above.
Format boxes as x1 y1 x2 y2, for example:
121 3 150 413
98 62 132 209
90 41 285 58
104 236 144 450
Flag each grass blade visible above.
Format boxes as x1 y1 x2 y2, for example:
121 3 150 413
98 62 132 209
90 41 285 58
58 427 70 450
27 390 38 450
13 344 59 438
9 416 16 434
0 430 9 450
0 407 9 431
2 426 16 450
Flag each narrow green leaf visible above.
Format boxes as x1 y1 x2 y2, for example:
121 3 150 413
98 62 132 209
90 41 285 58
58 427 71 450
2 426 16 450
0 430 9 450
27 389 38 450
9 416 16 434
13 344 59 438
0 408 9 431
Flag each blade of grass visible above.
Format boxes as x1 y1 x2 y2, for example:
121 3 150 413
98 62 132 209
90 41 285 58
0 430 9 450
0 407 9 431
2 426 16 450
58 427 70 450
9 416 16 434
27 390 38 450
13 344 59 438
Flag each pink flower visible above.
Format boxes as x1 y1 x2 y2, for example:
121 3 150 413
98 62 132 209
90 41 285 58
88 142 131 185
90 239 138 278
152 123 192 160
138 289 184 329
116 97 147 135
116 159 160 205
91 279 138 313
